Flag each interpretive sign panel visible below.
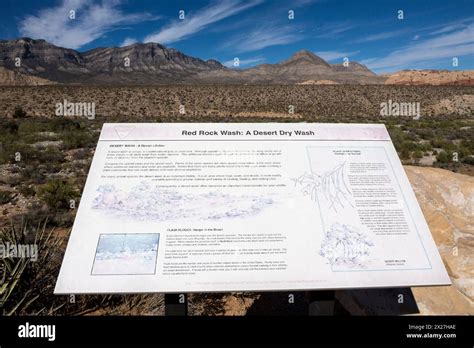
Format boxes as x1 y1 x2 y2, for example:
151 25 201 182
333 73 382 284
55 123 450 294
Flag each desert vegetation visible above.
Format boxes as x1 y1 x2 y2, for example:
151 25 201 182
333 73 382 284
0 85 472 119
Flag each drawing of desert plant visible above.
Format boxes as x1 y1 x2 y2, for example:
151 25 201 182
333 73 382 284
293 161 353 212
319 223 374 268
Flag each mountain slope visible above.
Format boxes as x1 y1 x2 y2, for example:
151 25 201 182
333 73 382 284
0 38 227 84
0 38 382 85
0 66 54 86
194 50 383 84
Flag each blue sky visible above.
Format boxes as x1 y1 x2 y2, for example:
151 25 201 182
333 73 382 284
1 0 473 72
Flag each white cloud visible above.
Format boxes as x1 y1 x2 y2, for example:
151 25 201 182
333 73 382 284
315 22 355 39
223 25 300 53
316 50 359 62
428 16 474 35
144 0 262 44
223 57 265 68
120 37 138 47
292 0 320 7
18 0 154 49
355 29 409 43
361 24 474 71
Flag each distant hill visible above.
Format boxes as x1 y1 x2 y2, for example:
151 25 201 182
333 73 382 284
0 38 471 86
0 38 383 85
0 38 225 85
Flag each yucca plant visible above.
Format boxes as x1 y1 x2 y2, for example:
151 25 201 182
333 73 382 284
0 218 62 315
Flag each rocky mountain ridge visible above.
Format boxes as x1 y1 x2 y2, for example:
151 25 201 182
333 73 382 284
0 38 382 85
1 38 472 86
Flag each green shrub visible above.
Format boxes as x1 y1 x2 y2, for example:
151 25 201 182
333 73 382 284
0 190 14 204
400 148 411 160
413 150 423 159
38 180 78 210
436 151 449 163
2 121 19 134
61 130 95 150
18 184 36 197
12 106 27 119
462 156 474 165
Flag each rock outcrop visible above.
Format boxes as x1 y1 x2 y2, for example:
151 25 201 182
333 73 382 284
405 166 473 314
0 66 54 86
385 70 474 85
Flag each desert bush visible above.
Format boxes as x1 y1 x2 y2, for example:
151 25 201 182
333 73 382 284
40 146 64 163
0 191 14 205
61 130 95 150
2 120 19 134
462 156 474 165
400 148 411 160
12 106 27 119
17 184 36 197
37 180 78 210
413 150 423 159
436 151 449 163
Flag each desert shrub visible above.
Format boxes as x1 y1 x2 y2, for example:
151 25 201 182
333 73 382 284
2 120 19 134
12 106 27 119
49 211 76 227
61 130 95 150
7 144 41 163
400 148 411 160
3 144 64 168
37 180 78 210
460 139 474 153
0 190 14 204
40 146 64 163
18 119 51 135
436 151 449 163
51 118 84 132
18 184 36 197
19 165 46 183
462 156 474 165
413 150 423 159
431 137 449 149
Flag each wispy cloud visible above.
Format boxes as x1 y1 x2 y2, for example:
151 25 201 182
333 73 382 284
355 29 409 43
292 0 320 7
361 24 474 71
18 0 154 49
428 16 474 35
120 37 138 47
223 56 266 68
315 21 355 39
223 24 301 53
316 50 359 62
144 0 262 44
